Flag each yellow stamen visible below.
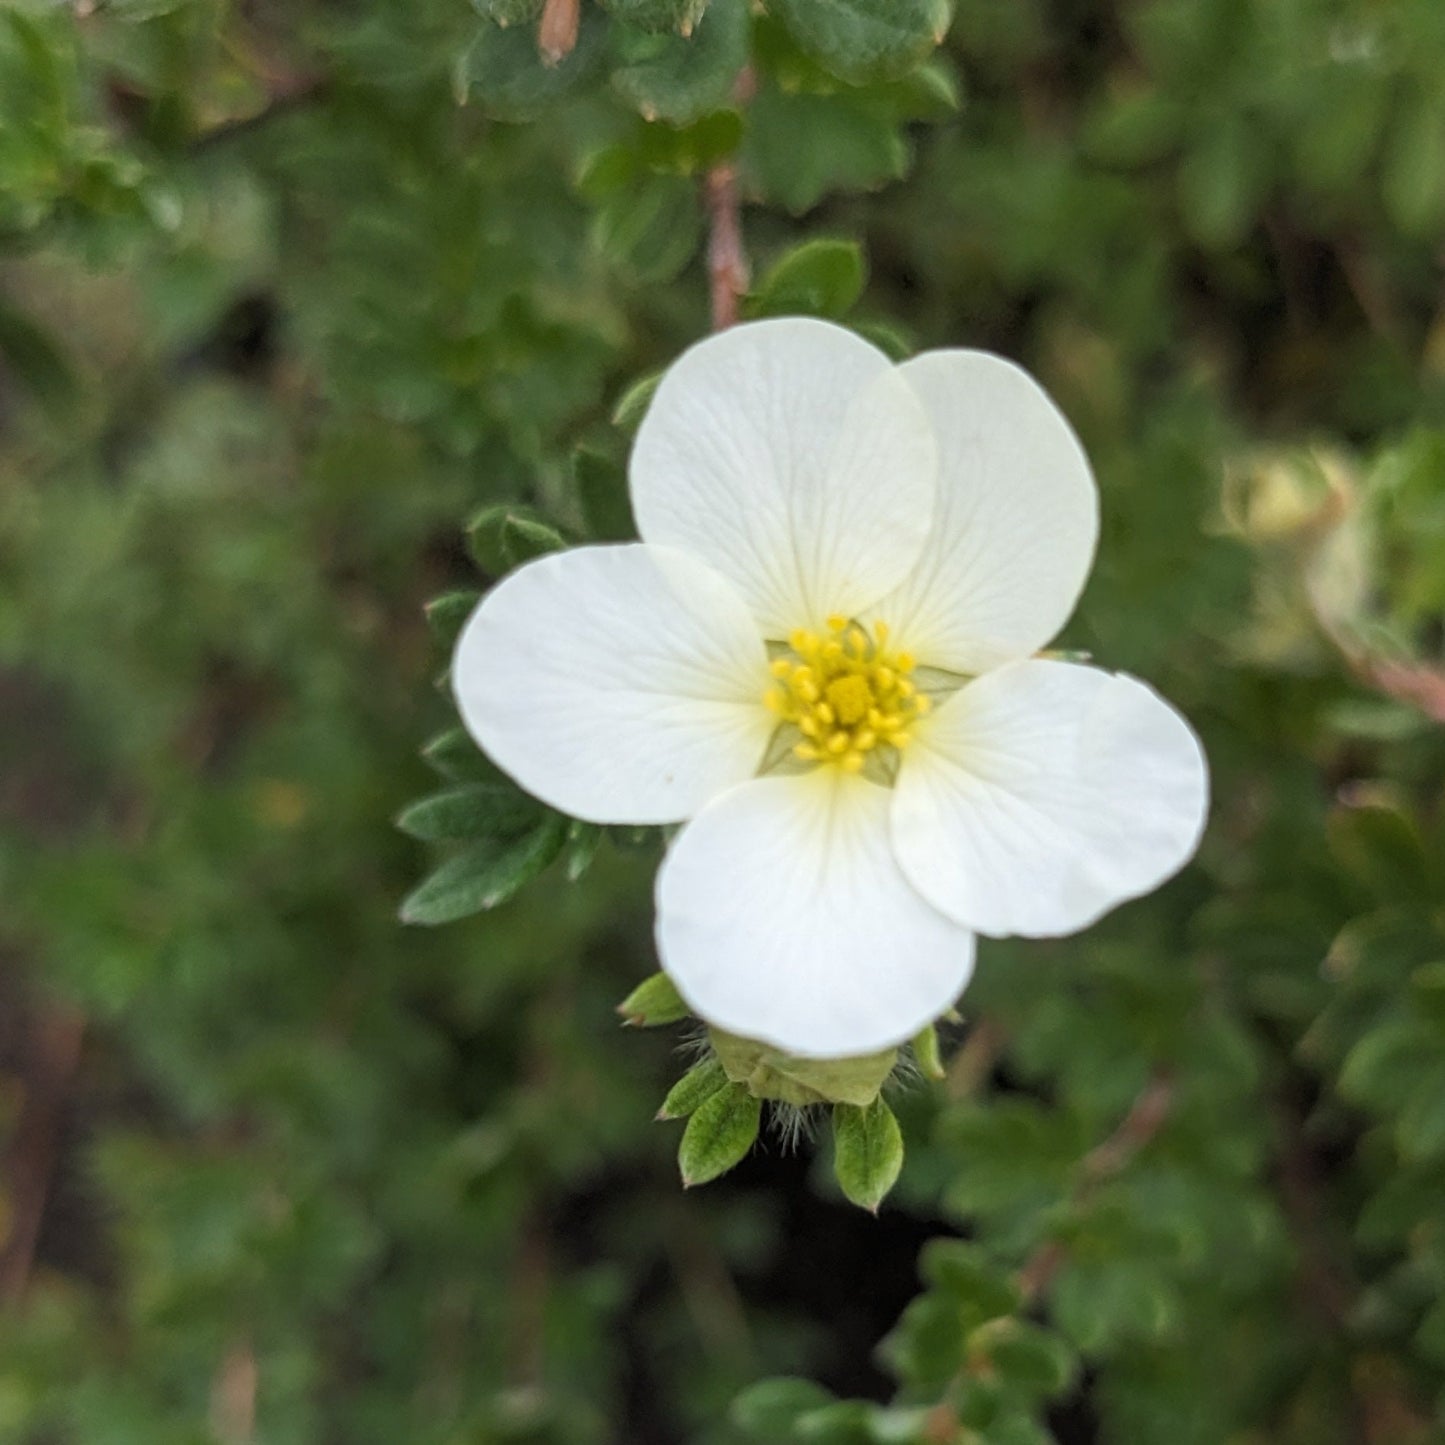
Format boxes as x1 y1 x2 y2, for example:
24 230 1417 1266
762 618 929 776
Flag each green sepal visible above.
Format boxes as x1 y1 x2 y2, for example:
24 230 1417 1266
711 1028 896 1106
678 1082 761 1185
617 972 690 1027
658 1057 728 1119
395 783 539 842
611 370 662 430
563 819 603 882
832 1095 903 1212
420 726 501 783
399 813 568 925
424 589 481 646
465 503 568 578
911 1023 945 1081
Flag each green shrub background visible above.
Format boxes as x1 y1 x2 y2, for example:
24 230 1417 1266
2 0 1445 1441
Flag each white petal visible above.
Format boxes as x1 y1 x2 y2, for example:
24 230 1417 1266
452 544 773 825
630 318 936 637
877 351 1098 672
891 661 1208 938
655 770 976 1059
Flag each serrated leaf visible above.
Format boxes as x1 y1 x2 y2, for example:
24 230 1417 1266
730 1378 835 1440
832 1096 903 1212
563 819 603 881
743 87 909 212
400 814 567 925
395 783 539 842
618 972 690 1026
611 0 748 124
455 12 604 119
746 237 865 319
659 1058 728 1118
601 0 708 33
611 370 663 430
679 1082 760 1185
769 0 949 82
424 589 481 646
471 0 543 23
466 504 568 577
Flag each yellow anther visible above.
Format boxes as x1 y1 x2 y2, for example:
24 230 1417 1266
763 617 927 775
915 694 932 715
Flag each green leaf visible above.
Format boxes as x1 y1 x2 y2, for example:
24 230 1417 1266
423 589 481 646
1383 87 1445 237
730 1378 835 1440
572 446 635 541
472 0 544 23
395 784 539 842
658 1058 728 1119
1339 1019 1437 1111
878 1292 970 1391
454 12 605 119
636 110 745 172
679 1082 761 1185
1081 88 1183 168
399 814 567 925
768 0 950 82
911 1023 944 1081
1327 799 1437 906
465 504 568 577
746 238 866 319
832 1096 903 1212
1052 1257 1181 1353
744 87 909 213
611 0 748 124
0 297 79 413
1177 115 1270 249
601 0 709 32
591 172 702 280
563 819 603 881
971 1318 1077 1399
612 370 663 430
918 1239 1022 1323
617 972 690 1026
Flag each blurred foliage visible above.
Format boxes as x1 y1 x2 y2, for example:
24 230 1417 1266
2 0 1445 1443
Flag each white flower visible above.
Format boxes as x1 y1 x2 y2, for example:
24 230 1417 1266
452 318 1209 1060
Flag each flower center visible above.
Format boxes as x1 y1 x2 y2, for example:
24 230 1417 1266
763 616 931 775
